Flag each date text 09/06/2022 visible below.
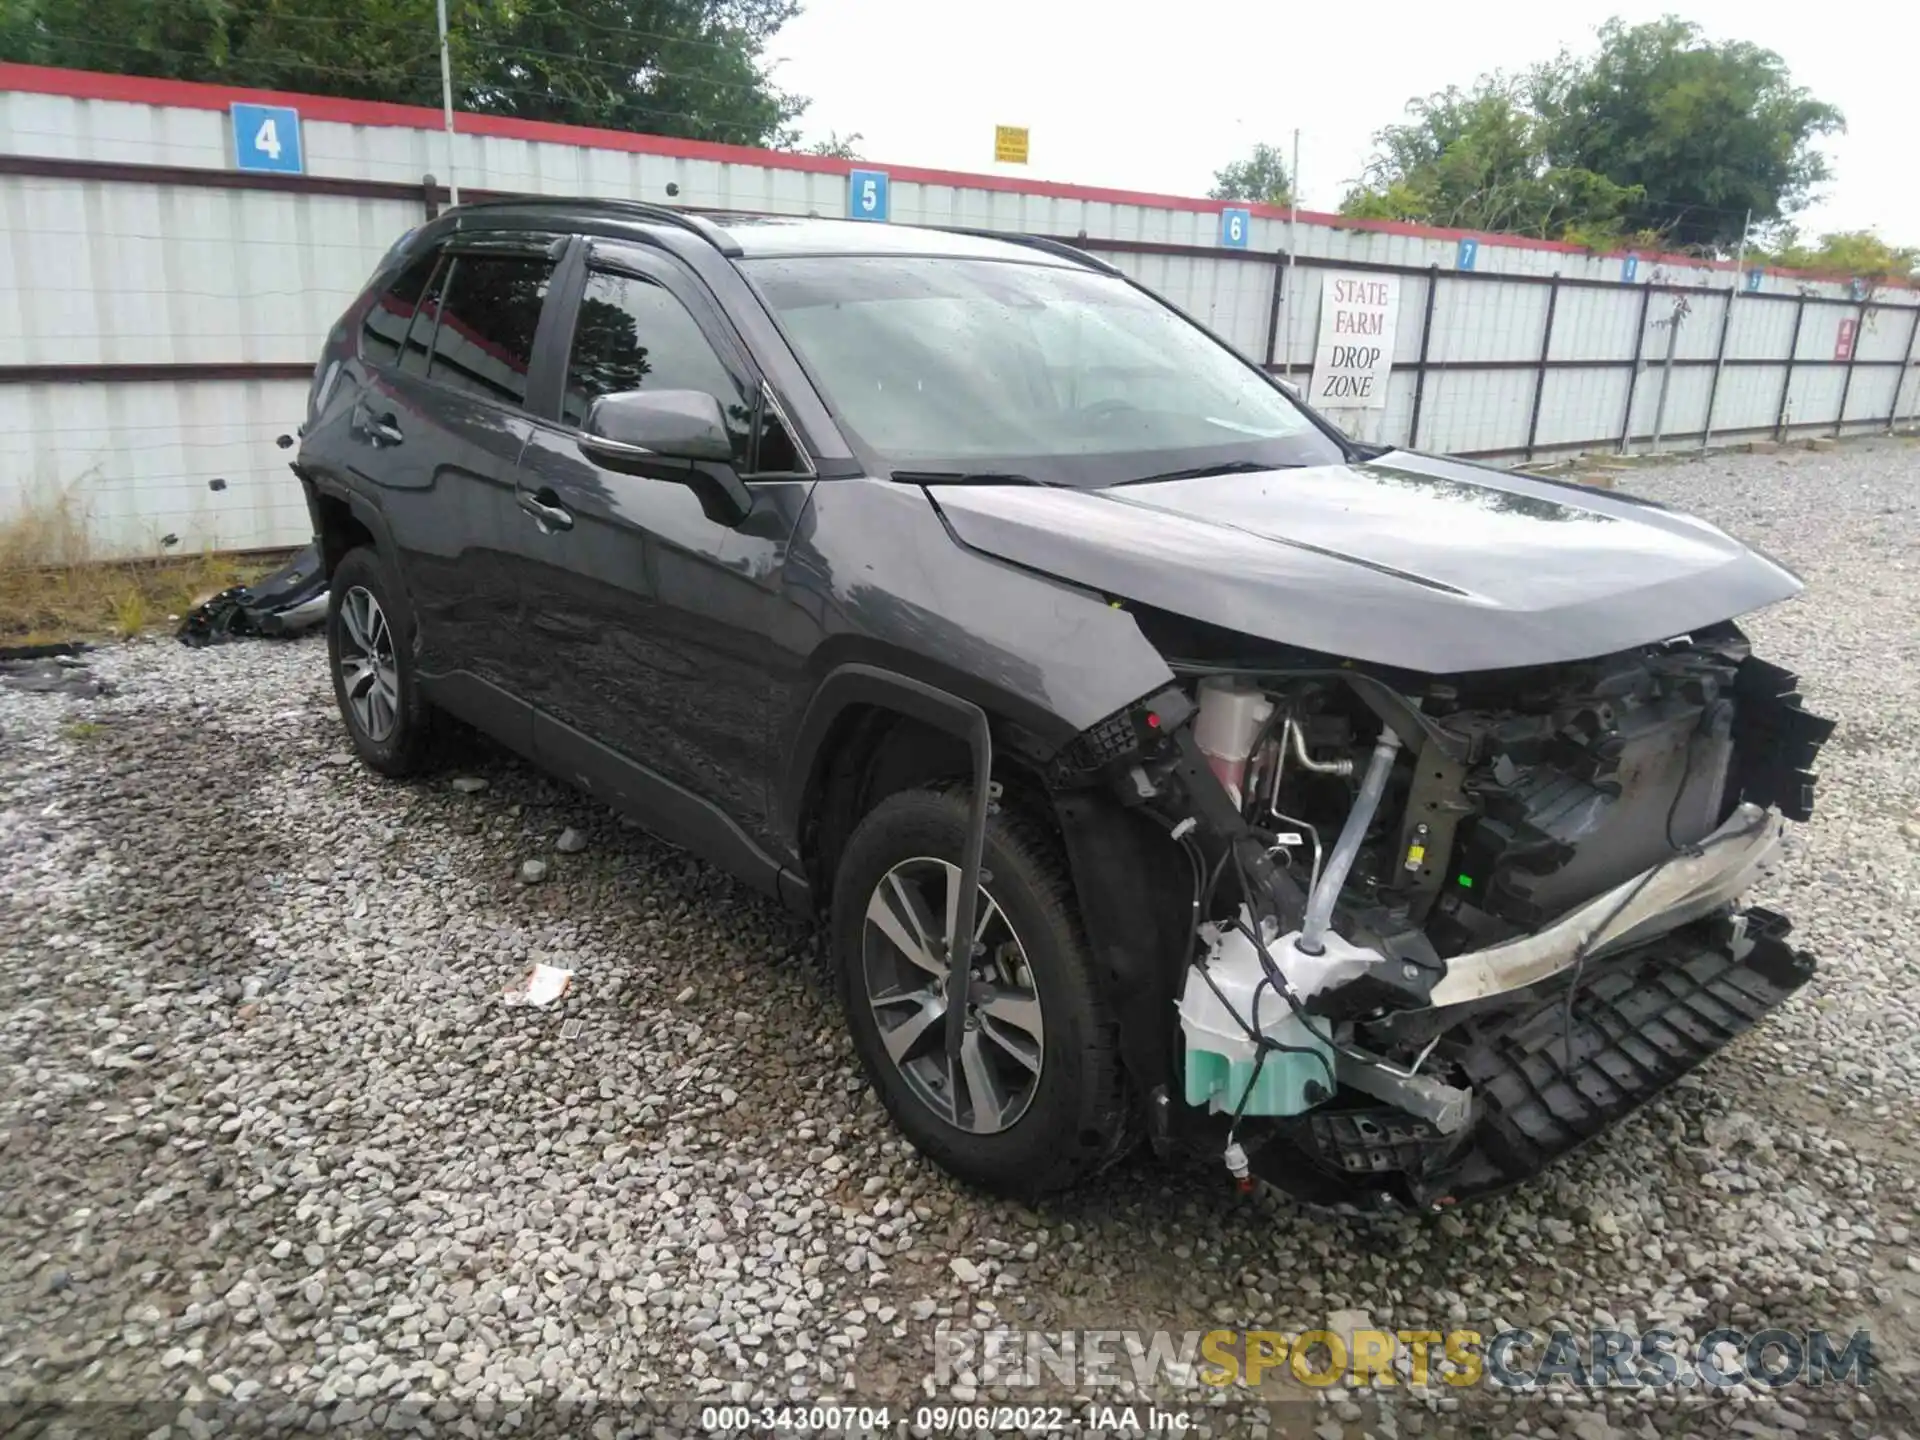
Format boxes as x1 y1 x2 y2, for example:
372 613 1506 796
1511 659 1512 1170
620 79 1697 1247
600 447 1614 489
698 1404 1195 1432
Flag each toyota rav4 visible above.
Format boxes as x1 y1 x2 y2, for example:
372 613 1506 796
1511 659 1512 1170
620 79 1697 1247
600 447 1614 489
296 199 1831 1209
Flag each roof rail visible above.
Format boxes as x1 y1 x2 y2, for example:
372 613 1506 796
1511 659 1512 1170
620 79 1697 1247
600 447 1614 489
454 194 741 256
936 227 1124 276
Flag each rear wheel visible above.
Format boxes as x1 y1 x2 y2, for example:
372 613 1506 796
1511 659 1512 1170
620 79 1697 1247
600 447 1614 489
327 546 432 776
831 787 1130 1196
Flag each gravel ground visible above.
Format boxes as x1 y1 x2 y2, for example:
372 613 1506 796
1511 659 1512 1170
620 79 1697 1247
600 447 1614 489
3 436 1918 1439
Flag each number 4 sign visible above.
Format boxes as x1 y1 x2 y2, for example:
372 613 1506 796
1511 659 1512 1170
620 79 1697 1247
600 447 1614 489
231 103 305 175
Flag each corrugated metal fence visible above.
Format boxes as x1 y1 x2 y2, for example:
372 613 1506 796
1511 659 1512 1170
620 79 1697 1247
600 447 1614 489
3 63 1917 556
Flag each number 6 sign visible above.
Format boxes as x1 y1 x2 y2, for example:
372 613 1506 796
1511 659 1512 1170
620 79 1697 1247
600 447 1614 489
231 103 305 175
1219 208 1251 249
847 168 890 223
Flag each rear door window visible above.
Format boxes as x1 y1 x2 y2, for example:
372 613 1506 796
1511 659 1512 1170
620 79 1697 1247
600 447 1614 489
424 253 557 409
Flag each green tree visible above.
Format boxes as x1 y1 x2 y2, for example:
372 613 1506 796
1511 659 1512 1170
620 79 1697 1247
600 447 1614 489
1761 227 1920 282
804 130 863 160
1338 76 1643 242
1209 142 1292 206
0 0 806 148
1340 15 1846 254
1540 18 1844 250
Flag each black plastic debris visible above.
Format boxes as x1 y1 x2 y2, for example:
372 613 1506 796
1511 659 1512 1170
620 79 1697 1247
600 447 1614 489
177 543 329 648
0 653 110 698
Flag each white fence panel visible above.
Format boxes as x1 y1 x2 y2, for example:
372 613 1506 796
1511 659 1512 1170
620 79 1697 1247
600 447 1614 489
2 64 1917 556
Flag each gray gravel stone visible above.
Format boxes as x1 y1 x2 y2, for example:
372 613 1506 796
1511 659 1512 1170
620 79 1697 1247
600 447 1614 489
2 438 1917 1434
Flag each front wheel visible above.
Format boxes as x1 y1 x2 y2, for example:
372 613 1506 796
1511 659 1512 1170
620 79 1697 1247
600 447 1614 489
326 546 433 776
831 787 1131 1197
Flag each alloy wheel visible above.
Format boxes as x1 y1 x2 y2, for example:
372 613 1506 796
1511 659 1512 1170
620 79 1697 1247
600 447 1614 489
861 856 1045 1134
337 585 400 743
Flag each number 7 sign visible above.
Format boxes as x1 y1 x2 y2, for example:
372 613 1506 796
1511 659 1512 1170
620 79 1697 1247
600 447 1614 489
231 103 305 175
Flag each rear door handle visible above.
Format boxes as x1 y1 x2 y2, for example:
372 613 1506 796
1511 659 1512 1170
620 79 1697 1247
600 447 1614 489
353 403 404 446
518 488 574 533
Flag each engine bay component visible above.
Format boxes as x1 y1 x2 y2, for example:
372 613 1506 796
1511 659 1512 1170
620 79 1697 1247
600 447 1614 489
1193 677 1273 807
1426 800 1782 1005
1299 728 1401 955
1177 913 1336 1118
1066 625 1831 1210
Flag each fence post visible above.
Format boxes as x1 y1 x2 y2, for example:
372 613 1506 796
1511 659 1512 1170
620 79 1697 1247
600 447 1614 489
1774 297 1806 442
1523 275 1561 462
1407 265 1440 451
1617 284 1653 455
1834 300 1867 437
1649 294 1686 454
1700 286 1737 451
422 173 443 222
1892 304 1920 433
1262 249 1289 368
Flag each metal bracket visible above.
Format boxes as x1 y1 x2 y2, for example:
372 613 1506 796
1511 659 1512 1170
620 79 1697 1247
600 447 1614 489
1335 1053 1473 1135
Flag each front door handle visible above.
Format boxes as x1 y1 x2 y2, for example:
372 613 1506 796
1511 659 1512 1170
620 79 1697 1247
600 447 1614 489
518 488 574 533
353 403 404 446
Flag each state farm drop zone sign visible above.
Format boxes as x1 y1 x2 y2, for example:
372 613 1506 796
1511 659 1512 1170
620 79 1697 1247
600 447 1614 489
1307 274 1400 409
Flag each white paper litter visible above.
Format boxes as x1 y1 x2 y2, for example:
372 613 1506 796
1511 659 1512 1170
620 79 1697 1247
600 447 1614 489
503 962 574 1008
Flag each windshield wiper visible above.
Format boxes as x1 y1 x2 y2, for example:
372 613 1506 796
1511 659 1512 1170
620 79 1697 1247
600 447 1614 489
1114 460 1293 487
892 470 1054 487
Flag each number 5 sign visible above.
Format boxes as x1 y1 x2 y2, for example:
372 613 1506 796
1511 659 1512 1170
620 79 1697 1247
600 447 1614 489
231 103 305 174
847 168 890 223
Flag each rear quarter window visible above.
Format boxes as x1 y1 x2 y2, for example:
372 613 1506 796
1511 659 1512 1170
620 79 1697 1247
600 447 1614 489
360 250 438 368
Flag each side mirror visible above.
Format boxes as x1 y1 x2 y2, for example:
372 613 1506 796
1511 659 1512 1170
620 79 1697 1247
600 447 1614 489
581 389 735 465
577 389 752 526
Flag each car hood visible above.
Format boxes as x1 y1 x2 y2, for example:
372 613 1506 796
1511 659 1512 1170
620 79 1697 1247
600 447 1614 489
925 450 1802 673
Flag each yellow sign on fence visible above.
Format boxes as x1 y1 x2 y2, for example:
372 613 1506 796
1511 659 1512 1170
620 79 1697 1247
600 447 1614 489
993 125 1030 165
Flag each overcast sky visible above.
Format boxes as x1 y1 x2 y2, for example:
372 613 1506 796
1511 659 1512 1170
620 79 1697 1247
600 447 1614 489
770 1 1917 244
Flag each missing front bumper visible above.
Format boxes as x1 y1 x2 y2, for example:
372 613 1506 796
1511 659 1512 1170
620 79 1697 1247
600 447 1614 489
1250 909 1815 1211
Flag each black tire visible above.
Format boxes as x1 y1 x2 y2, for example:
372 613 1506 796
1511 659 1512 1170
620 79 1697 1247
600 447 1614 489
831 787 1131 1197
326 546 433 777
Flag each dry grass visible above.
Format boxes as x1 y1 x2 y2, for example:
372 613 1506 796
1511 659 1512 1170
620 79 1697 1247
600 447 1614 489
0 483 282 645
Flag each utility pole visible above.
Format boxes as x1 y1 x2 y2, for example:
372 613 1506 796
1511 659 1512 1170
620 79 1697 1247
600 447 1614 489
437 0 460 204
1283 128 1300 384
1700 208 1750 450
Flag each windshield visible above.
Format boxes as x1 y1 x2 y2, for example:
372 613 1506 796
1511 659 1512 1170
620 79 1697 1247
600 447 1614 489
745 255 1346 485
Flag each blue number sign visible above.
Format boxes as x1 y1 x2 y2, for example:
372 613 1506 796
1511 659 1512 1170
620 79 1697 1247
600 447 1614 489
1621 253 1639 283
231 103 304 175
1745 268 1765 294
847 168 890 223
1456 236 1479 271
1219 208 1251 249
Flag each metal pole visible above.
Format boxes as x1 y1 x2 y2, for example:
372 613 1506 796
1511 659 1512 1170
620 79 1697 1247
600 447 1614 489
1889 305 1920 433
1774 297 1806 441
1407 264 1439 450
1699 289 1734 451
436 0 460 205
1700 222 1746 451
1262 249 1287 367
1903 303 1920 432
1283 128 1300 383
1835 301 1865 438
1523 275 1560 461
1617 284 1653 454
1649 295 1684 455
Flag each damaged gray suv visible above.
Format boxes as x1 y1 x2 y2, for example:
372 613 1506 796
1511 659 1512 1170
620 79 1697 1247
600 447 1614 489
297 199 1831 1208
